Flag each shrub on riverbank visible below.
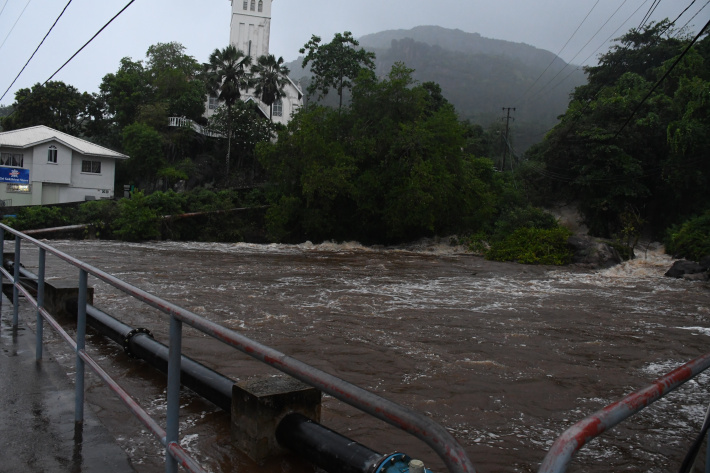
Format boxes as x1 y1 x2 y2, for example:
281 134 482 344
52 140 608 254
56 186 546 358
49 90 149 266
486 227 573 265
0 188 268 242
664 211 710 261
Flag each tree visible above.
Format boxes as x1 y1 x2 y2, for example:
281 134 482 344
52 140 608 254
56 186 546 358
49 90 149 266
203 45 253 174
251 54 290 121
527 21 710 238
100 57 150 130
259 63 504 243
121 122 165 188
300 31 376 110
145 42 205 121
1 81 94 134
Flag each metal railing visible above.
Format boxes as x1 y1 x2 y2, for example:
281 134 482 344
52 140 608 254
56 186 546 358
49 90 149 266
168 117 222 138
0 224 476 473
539 352 710 473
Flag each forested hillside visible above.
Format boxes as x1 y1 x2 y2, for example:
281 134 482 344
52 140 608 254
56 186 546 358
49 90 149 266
287 26 587 152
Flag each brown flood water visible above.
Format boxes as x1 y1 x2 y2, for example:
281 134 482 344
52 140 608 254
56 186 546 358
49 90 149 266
11 239 710 473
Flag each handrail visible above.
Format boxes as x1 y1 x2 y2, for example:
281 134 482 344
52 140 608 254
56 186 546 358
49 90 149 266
538 352 710 473
168 117 222 138
0 247 207 473
0 223 476 473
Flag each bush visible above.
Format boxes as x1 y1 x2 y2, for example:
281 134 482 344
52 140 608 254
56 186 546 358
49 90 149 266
665 211 710 261
2 206 70 231
492 206 558 241
486 227 573 265
76 200 119 239
111 191 161 241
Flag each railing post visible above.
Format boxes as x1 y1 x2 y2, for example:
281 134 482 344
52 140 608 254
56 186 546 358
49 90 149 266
36 248 46 360
166 315 183 473
75 269 88 424
13 236 20 329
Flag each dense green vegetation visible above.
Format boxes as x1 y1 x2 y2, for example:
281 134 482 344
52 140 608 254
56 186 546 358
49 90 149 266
526 21 710 260
287 26 587 154
1 23 707 265
1 188 267 242
664 210 710 261
258 63 517 244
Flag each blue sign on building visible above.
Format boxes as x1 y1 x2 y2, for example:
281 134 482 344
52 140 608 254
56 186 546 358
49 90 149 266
0 167 30 184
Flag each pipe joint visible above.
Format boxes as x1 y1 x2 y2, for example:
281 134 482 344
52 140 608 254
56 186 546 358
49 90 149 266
373 453 433 473
123 327 153 358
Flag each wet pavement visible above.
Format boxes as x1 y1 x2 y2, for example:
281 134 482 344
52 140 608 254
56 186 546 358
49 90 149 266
0 296 136 473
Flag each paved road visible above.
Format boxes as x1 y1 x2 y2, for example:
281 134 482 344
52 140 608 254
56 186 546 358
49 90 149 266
0 298 136 473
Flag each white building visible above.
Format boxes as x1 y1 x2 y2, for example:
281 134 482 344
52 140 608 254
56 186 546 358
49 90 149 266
206 0 303 125
0 126 128 207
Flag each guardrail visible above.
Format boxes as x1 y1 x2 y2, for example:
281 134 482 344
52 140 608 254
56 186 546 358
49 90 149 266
539 352 710 473
0 223 476 473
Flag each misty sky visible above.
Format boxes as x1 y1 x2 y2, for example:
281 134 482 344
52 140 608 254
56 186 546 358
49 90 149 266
0 0 705 105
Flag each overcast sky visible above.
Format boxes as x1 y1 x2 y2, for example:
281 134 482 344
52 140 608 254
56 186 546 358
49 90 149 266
0 0 706 105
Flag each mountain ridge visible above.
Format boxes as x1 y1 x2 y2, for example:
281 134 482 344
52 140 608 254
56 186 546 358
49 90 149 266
286 26 587 152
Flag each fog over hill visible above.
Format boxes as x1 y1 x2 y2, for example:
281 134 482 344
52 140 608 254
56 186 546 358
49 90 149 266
287 26 588 153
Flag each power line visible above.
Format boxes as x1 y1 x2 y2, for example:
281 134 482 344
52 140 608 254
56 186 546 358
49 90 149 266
615 17 710 138
4 0 138 121
0 0 32 52
0 0 9 19
667 0 698 31
0 0 73 102
43 0 137 85
528 0 655 103
677 0 710 34
524 0 638 102
638 0 663 30
515 0 601 103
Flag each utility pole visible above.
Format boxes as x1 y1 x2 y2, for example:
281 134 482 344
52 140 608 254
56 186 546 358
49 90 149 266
501 107 515 171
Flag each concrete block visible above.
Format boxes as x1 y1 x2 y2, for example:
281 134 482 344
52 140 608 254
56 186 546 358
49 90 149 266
231 375 321 462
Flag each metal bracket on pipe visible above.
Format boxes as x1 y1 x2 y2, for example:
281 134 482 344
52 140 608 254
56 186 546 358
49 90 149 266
374 453 434 473
123 327 153 358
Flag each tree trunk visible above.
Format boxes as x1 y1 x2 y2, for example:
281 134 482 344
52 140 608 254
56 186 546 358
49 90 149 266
226 114 231 175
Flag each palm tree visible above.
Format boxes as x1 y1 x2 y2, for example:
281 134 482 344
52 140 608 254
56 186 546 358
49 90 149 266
251 54 290 122
203 45 252 174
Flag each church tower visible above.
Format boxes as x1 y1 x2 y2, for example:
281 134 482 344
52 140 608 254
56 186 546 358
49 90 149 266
230 0 272 59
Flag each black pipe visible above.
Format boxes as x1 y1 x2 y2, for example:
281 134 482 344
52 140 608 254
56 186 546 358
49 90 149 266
276 413 388 473
11 261 404 473
66 301 234 413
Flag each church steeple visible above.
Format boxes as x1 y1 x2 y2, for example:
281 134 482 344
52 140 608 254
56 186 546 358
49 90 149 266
230 0 272 59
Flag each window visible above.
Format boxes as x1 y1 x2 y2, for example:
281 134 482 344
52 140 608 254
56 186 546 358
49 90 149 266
81 160 101 174
248 40 252 57
7 183 30 193
258 0 263 12
272 98 283 117
47 145 57 163
209 96 219 110
243 0 247 9
250 0 255 10
0 152 23 167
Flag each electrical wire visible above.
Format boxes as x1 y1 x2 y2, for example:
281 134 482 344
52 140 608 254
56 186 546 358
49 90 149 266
0 0 32 52
0 0 73 102
638 0 663 30
662 0 698 34
515 0 601 103
43 0 137 85
529 0 657 103
0 0 10 20
615 17 710 138
524 0 638 102
677 0 710 35
3 0 138 120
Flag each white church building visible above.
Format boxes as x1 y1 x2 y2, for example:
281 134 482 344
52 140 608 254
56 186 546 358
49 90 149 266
205 0 303 125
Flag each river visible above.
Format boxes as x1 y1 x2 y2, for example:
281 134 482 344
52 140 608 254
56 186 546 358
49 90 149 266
9 239 710 473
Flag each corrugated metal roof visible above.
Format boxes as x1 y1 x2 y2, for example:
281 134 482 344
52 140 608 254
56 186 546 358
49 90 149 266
0 125 129 159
